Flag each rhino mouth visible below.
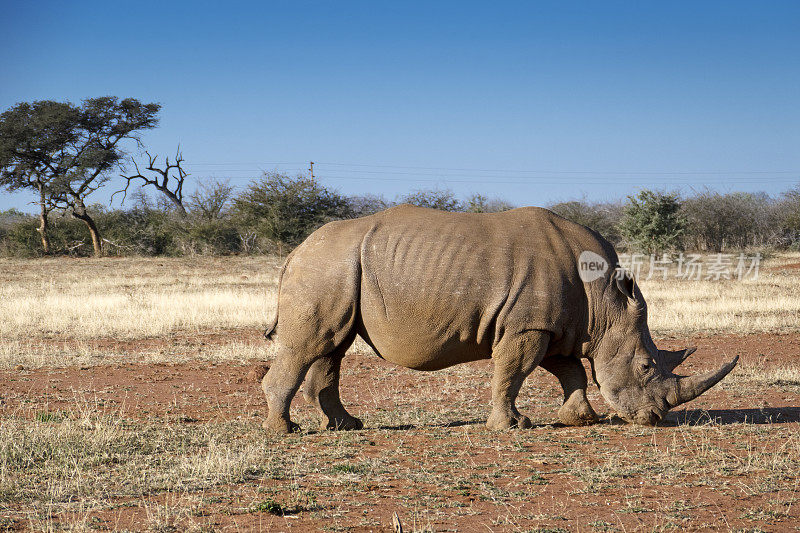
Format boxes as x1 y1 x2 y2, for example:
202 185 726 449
630 408 665 426
612 406 666 426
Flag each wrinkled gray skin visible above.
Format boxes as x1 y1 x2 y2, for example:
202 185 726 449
261 205 737 433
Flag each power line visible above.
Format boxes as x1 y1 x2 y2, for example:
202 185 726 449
184 161 307 166
179 172 800 183
184 167 799 179
165 159 800 187
180 162 799 182
306 161 800 176
182 160 799 175
176 173 800 185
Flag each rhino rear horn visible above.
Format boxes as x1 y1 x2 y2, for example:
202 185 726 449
658 346 697 372
667 355 739 407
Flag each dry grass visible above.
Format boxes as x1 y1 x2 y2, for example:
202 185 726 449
2 254 799 345
0 253 798 369
642 272 800 336
1 253 799 530
0 338 273 369
728 359 800 390
0 400 286 529
0 256 281 341
2 391 799 531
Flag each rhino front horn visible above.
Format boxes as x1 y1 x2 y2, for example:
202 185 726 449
658 346 697 372
668 355 739 407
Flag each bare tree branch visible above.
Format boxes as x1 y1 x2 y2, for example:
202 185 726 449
115 147 188 215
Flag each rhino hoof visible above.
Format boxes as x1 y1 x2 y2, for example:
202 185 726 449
323 416 364 431
262 418 300 434
558 405 599 427
487 412 533 430
516 415 533 429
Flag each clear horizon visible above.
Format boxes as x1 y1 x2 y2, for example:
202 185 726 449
2 1 799 213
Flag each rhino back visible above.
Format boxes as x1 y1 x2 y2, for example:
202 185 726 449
356 205 599 369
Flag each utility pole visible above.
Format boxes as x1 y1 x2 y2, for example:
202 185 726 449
308 161 314 179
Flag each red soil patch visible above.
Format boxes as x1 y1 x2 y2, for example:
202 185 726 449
5 331 795 422
767 261 800 271
27 327 268 357
2 332 799 531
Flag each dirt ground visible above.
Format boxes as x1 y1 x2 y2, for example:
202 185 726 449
2 331 799 532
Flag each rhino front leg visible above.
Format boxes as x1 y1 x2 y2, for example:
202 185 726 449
539 356 598 426
486 330 550 430
303 352 363 431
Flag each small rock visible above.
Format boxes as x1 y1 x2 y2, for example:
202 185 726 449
13 364 24 371
246 364 270 383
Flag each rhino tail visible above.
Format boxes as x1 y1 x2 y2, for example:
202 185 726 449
264 253 293 341
264 314 278 341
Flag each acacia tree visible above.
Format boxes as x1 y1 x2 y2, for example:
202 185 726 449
50 97 160 256
0 97 160 256
0 101 81 253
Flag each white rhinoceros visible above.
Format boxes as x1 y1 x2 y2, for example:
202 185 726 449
261 205 737 433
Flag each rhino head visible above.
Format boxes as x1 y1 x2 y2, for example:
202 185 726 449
589 274 738 425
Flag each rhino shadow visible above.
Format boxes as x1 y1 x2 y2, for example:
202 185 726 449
660 407 800 426
370 408 800 431
301 409 799 434
376 419 486 431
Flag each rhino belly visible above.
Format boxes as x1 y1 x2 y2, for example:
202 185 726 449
357 283 494 371
354 211 515 371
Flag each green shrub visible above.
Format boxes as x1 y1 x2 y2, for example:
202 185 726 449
176 217 242 255
0 214 89 257
619 190 686 254
347 194 392 217
399 188 462 211
93 207 174 256
682 191 779 252
233 173 352 248
465 193 514 213
548 200 623 244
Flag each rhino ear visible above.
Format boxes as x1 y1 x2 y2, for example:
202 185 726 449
615 274 637 301
658 346 696 372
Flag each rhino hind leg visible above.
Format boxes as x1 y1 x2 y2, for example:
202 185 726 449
486 330 550 430
262 342 362 434
540 356 598 426
261 344 310 434
303 343 363 431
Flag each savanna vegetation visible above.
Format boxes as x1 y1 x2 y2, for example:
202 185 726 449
3 96 800 530
2 178 800 258
3 98 800 259
1 253 799 530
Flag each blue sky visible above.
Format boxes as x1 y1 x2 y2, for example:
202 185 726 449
2 1 799 212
